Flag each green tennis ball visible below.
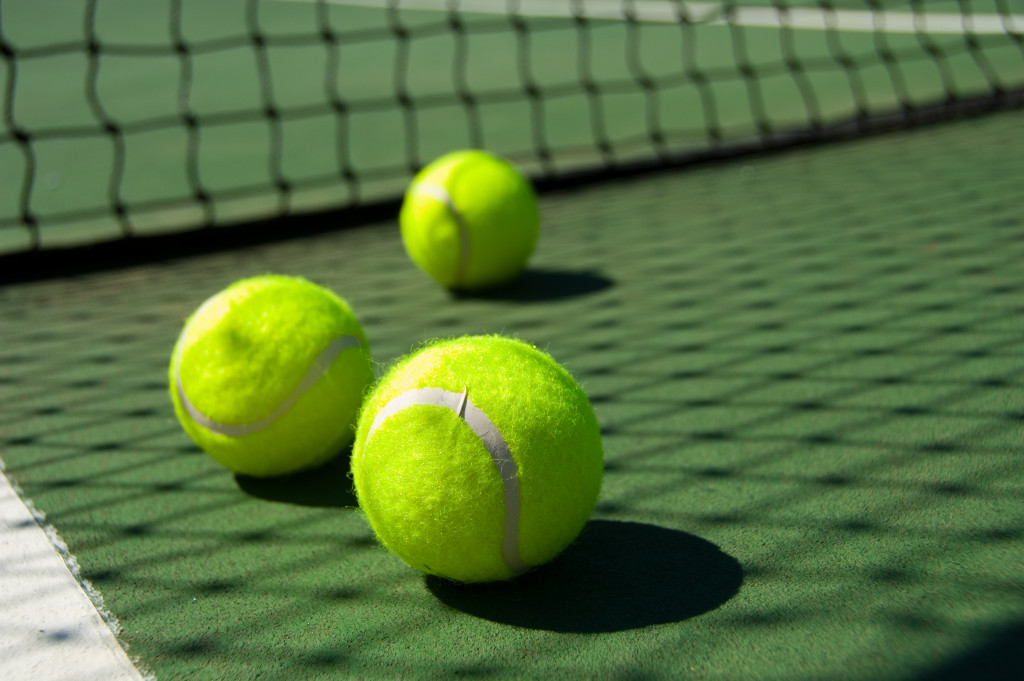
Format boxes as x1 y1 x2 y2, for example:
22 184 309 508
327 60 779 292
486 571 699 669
351 335 603 583
169 275 373 478
400 150 539 291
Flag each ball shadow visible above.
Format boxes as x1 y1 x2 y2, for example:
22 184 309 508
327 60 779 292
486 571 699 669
914 618 1024 681
455 268 613 303
427 519 743 632
234 453 357 508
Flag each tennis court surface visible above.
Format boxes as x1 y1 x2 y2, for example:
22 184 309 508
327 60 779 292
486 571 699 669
2 2 1023 680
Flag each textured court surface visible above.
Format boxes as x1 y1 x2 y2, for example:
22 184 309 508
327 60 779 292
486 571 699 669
1 110 1023 680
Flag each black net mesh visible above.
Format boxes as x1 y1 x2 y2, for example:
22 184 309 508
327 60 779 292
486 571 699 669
1 0 1022 254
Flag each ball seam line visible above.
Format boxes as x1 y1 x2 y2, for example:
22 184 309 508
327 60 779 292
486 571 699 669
175 335 363 437
413 182 470 289
365 386 527 574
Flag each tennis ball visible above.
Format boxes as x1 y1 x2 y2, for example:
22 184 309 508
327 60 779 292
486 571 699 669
169 275 373 478
351 335 603 583
400 150 539 291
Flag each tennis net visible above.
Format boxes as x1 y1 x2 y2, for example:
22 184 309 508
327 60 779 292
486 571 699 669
1 0 1022 254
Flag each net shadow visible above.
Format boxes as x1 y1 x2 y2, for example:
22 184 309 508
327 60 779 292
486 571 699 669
427 519 743 633
2 107 1022 680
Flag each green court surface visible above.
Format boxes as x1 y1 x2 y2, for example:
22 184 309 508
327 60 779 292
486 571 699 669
2 108 1023 680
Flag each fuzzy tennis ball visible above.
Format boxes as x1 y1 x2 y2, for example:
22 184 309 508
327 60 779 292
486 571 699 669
400 150 539 291
169 275 373 478
351 335 603 583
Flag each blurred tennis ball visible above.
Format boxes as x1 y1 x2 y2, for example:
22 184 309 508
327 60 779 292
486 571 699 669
400 150 539 291
351 335 603 583
169 275 373 478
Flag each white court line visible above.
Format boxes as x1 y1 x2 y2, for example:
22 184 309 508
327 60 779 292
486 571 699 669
0 464 149 681
279 0 1022 35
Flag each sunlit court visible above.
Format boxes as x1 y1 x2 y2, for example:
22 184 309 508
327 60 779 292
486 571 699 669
2 2 1023 680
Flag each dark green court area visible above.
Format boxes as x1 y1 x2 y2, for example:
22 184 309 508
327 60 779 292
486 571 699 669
2 108 1022 680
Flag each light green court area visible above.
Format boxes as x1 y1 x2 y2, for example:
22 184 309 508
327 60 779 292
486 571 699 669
1 108 1022 680
1 0 1022 252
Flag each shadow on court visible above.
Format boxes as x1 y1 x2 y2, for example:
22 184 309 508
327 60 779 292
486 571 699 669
913 618 1024 681
428 519 743 633
234 454 357 508
455 268 613 303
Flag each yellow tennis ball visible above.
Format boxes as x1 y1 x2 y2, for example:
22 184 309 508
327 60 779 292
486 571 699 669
169 275 373 478
399 150 539 291
351 335 603 583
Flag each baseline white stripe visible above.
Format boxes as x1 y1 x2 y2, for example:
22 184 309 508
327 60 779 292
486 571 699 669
274 0 1022 35
367 386 527 573
0 466 148 681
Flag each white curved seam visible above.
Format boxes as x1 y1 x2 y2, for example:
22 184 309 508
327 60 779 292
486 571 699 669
367 386 527 573
415 182 470 288
175 335 362 437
